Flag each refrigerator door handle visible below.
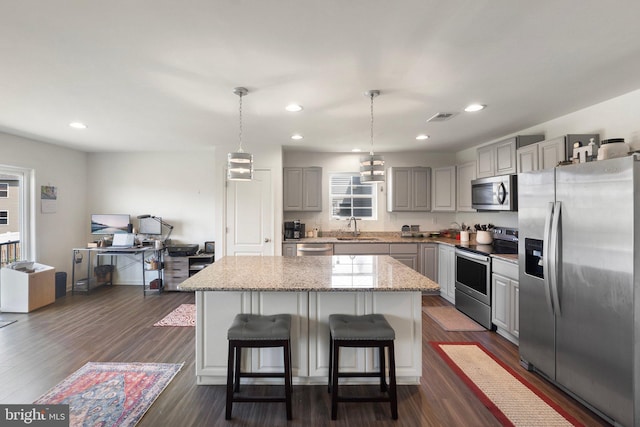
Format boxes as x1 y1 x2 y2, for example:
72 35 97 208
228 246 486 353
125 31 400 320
542 202 555 313
549 201 562 316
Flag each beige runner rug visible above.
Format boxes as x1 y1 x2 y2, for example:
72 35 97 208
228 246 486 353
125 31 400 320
423 306 485 331
431 342 583 426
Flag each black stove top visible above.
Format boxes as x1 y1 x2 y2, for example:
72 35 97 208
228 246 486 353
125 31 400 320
455 227 518 256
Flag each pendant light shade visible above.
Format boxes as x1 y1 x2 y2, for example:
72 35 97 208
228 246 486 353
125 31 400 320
227 87 254 181
360 90 384 183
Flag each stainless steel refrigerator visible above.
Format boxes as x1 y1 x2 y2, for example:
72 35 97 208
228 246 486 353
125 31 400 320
518 155 638 427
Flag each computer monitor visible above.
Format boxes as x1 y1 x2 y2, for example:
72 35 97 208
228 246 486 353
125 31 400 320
91 214 130 235
138 216 162 235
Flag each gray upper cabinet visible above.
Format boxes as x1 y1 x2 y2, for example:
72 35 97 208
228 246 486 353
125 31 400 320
516 144 539 173
456 161 476 212
476 144 495 178
517 134 598 173
432 166 456 212
283 167 322 211
387 167 431 212
537 137 566 170
478 135 544 178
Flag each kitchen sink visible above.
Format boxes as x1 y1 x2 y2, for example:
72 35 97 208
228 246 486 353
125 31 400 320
336 237 379 241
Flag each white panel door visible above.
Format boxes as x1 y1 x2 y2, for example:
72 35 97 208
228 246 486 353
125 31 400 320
226 169 273 256
308 292 366 377
369 292 422 378
251 291 309 378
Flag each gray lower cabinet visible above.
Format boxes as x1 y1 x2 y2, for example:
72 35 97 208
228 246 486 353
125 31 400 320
333 243 389 255
282 243 297 256
491 258 519 345
389 243 418 271
419 243 438 282
437 244 455 303
333 243 419 271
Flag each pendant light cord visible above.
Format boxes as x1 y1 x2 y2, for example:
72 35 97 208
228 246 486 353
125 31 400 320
369 92 375 156
238 92 244 152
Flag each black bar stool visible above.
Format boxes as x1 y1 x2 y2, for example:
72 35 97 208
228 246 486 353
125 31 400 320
328 313 398 420
225 313 292 420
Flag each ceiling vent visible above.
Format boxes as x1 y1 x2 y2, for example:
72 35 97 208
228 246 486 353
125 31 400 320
427 112 458 122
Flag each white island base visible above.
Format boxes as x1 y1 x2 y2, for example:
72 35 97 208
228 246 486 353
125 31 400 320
195 290 423 385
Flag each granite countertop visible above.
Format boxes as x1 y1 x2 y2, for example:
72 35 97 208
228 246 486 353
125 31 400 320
491 253 518 263
289 233 520 265
287 233 460 246
178 255 440 292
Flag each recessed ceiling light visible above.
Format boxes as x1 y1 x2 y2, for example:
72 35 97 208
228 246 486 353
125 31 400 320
285 104 303 112
291 134 303 140
352 148 362 152
416 134 430 140
69 122 87 129
464 104 486 112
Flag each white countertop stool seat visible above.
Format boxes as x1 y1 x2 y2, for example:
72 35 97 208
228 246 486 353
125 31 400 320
225 313 292 420
328 313 398 420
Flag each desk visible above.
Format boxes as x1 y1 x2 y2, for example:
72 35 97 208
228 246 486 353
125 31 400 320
178 255 439 385
71 247 163 295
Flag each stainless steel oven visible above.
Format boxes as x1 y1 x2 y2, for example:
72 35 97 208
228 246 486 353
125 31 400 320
453 226 518 330
455 249 492 329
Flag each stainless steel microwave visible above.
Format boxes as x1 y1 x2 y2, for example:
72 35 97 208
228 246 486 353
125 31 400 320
471 174 518 211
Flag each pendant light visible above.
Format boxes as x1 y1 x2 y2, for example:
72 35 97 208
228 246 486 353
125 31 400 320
227 87 253 181
360 90 384 183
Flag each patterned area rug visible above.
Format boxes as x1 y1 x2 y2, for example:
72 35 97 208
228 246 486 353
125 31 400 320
423 306 485 331
34 362 183 427
153 304 195 327
430 342 583 426
0 320 17 328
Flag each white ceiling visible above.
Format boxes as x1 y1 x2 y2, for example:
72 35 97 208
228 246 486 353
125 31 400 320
2 1 640 154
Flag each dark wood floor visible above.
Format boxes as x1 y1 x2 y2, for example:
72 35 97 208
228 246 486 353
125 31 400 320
0 286 608 426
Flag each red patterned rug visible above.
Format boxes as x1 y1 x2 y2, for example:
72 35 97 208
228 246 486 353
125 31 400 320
153 304 195 327
430 342 583 426
34 362 183 427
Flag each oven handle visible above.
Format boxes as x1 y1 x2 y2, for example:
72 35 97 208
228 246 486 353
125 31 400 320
542 202 554 314
455 249 490 263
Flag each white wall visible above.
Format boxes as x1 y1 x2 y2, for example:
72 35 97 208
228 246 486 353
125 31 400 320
0 132 87 277
87 150 217 245
86 142 283 282
86 150 218 283
452 88 640 230
2 86 640 285
456 88 640 163
283 151 458 234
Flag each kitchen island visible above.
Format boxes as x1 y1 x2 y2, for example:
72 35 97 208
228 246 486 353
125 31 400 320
179 255 439 385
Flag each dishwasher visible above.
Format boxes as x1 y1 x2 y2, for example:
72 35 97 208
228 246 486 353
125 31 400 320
296 243 334 256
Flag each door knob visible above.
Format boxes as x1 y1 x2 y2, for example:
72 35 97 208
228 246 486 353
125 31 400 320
264 238 271 243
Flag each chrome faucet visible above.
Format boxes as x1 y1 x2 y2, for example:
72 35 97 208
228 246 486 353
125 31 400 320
347 216 359 237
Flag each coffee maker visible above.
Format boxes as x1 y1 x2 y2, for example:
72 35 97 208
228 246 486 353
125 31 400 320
284 220 305 240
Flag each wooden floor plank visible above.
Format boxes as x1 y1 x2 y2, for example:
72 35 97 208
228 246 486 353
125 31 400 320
0 286 608 426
